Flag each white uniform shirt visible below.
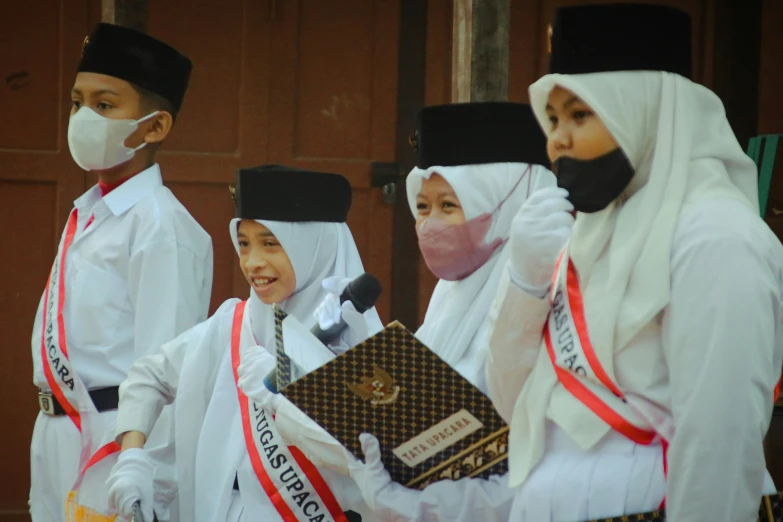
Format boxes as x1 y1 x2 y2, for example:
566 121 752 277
31 164 214 390
115 298 377 522
486 197 783 521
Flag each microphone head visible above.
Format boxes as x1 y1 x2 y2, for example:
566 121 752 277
344 273 382 313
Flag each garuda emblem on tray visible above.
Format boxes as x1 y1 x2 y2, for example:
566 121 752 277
346 365 400 406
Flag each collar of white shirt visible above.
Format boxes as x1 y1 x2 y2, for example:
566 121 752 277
74 164 164 217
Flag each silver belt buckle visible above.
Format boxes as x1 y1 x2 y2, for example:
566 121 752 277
38 391 56 416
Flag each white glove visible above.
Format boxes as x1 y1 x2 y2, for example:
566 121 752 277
237 344 281 413
346 434 515 522
345 433 418 520
314 276 370 351
106 448 157 522
276 398 352 475
508 186 574 295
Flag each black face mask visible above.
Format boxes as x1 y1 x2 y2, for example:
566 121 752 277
552 148 635 213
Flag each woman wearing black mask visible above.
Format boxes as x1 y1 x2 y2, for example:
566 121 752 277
485 4 783 522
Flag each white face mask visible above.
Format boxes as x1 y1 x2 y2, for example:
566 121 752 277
67 108 159 171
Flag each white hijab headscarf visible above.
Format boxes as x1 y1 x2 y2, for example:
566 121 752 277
530 70 757 364
229 218 384 348
504 71 759 488
194 219 383 521
408 163 555 369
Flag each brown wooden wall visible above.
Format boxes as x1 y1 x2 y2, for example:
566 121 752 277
0 0 781 518
1 3 94 519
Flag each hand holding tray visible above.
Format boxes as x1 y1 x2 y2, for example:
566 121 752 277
273 305 509 490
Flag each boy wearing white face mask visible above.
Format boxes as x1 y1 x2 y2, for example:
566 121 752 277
29 23 213 522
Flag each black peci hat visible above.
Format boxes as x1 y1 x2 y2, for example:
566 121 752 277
411 102 550 169
548 3 692 79
232 165 352 223
78 23 193 111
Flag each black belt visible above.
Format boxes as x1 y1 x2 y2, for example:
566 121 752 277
232 474 362 520
37 386 120 416
583 491 783 521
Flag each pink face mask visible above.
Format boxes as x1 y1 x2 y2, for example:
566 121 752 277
416 166 531 281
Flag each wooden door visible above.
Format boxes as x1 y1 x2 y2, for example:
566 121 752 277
265 0 399 322
0 2 93 519
145 0 274 313
149 0 398 322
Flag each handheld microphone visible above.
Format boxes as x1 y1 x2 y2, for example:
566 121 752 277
264 273 382 394
310 273 382 345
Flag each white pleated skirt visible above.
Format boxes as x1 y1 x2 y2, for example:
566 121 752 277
510 422 667 521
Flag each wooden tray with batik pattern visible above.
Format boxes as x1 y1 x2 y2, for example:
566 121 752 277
273 309 508 490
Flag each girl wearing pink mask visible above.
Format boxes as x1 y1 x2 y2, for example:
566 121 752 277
408 102 556 391
342 102 556 521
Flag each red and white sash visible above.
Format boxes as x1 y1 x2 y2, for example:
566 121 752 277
544 248 671 506
41 210 120 520
544 246 783 510
544 246 783 439
230 301 348 522
41 210 81 427
543 249 675 445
